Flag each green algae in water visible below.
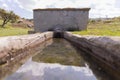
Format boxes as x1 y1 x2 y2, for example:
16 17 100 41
32 39 85 66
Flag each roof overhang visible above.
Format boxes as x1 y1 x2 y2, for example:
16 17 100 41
33 8 90 11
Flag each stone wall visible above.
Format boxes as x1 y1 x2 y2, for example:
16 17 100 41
0 32 53 64
64 32 120 79
34 8 90 32
0 39 53 80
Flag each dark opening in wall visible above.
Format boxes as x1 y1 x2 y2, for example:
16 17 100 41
53 32 63 38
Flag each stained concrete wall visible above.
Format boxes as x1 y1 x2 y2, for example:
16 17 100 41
64 32 120 79
34 8 90 32
0 32 53 63
0 39 53 80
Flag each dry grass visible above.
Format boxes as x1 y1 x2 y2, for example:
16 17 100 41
0 19 32 37
73 18 120 36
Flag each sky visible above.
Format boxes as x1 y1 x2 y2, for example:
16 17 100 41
0 0 120 19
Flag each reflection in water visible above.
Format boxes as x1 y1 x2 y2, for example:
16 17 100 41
1 39 114 80
5 58 96 80
32 39 85 66
0 39 53 80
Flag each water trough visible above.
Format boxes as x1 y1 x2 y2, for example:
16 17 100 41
0 31 120 80
64 32 120 80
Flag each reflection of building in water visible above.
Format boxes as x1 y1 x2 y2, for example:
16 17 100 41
32 39 85 66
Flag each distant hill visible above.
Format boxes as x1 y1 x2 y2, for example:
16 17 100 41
12 18 34 28
0 8 34 28
89 16 120 24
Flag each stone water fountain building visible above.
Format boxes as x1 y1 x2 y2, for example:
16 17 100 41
1 8 120 80
33 8 90 32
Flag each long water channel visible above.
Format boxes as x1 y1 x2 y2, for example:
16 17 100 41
0 38 115 80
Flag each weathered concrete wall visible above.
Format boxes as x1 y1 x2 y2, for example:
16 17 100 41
34 8 90 32
0 39 53 80
64 32 120 79
0 32 53 64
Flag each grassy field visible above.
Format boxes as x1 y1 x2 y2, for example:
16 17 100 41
0 20 31 37
73 17 120 36
0 27 30 37
0 17 120 37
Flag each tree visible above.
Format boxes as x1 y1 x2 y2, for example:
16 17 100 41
0 8 19 28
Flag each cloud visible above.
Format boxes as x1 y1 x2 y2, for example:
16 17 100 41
17 0 36 11
0 0 120 18
0 0 33 18
16 0 91 11
0 0 3 2
88 0 120 18
115 0 120 8
2 3 8 9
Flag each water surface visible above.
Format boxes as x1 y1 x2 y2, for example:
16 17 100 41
5 58 96 80
0 39 114 80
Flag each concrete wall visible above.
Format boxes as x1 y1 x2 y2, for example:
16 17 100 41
64 32 120 79
0 32 53 64
0 39 53 80
34 8 90 32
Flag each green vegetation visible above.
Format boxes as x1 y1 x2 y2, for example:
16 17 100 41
0 8 19 28
73 17 120 36
0 19 31 37
0 27 30 37
32 39 83 66
0 8 31 37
